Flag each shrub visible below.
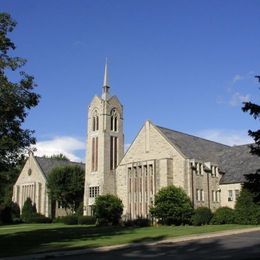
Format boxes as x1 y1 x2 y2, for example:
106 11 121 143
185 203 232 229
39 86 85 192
0 204 12 224
60 215 78 225
124 217 151 227
235 188 260 224
0 202 21 225
21 198 37 223
192 207 213 226
211 207 235 224
133 218 151 227
150 185 194 225
30 213 52 223
78 215 96 225
93 194 123 226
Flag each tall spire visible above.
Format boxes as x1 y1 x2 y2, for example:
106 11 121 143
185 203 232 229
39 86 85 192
102 58 110 100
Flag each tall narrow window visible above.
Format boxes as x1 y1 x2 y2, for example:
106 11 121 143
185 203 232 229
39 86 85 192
92 110 99 131
91 137 98 171
110 136 118 170
110 109 118 132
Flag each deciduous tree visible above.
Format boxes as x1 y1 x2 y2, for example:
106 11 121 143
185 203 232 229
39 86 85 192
47 165 84 213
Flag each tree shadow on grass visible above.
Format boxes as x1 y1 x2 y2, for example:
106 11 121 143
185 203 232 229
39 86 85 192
0 225 166 257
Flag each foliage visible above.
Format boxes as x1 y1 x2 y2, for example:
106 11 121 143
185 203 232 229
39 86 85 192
0 161 24 205
43 153 70 161
241 76 260 204
21 198 37 223
0 12 40 171
150 185 194 225
30 213 52 223
47 165 84 213
192 207 213 226
59 215 78 225
93 194 123 226
0 201 20 224
78 215 96 225
235 188 260 224
242 75 260 156
123 218 151 227
211 207 235 224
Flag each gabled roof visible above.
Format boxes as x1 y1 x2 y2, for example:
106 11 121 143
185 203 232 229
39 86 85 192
34 157 85 178
156 125 230 163
155 125 260 184
217 144 260 184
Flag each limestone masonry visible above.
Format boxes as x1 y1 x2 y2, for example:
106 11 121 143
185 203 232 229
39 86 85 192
13 63 260 218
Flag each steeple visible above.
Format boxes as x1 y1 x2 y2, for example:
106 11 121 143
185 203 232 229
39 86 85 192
102 59 110 100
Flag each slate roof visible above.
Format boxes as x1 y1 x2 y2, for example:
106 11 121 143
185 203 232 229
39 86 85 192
156 125 260 184
156 126 230 163
34 156 85 177
217 144 260 184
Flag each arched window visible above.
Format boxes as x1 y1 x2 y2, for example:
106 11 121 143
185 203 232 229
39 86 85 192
110 109 118 132
92 110 99 131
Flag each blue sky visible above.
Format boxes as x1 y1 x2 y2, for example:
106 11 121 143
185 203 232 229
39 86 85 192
2 0 260 161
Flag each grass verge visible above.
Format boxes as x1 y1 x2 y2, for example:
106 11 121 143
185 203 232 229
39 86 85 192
0 223 258 257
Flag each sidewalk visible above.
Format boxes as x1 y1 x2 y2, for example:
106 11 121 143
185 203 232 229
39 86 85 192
3 227 260 260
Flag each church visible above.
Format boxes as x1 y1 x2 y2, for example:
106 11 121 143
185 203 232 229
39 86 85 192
12 62 260 219
83 62 260 219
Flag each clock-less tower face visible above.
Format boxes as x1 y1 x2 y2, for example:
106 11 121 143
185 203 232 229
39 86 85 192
83 62 124 216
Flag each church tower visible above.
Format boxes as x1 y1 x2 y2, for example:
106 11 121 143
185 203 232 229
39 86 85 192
83 61 124 215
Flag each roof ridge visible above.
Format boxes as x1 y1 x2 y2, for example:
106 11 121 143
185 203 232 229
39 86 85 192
156 125 230 148
34 156 85 165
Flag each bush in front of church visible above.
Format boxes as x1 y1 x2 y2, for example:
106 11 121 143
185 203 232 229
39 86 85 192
21 197 37 223
93 194 123 226
192 207 213 226
211 207 235 224
150 185 194 225
234 188 260 224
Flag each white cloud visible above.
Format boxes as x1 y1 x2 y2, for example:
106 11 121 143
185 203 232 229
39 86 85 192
196 129 252 146
232 74 243 84
229 92 250 107
32 136 85 162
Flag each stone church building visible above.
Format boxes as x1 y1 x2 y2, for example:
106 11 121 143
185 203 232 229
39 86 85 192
83 63 260 219
12 62 260 219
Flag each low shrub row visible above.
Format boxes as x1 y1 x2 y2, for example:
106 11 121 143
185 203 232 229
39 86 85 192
54 215 97 225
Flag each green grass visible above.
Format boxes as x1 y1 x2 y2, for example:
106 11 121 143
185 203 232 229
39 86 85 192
0 223 257 257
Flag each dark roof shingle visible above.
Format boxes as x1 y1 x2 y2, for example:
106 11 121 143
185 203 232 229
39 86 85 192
34 157 85 177
156 125 260 184
156 126 229 163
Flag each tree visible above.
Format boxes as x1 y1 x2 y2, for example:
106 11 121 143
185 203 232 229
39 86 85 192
150 185 194 225
93 194 123 225
241 75 260 204
242 76 260 156
0 12 40 171
47 165 84 213
21 197 37 223
43 153 70 161
235 189 260 224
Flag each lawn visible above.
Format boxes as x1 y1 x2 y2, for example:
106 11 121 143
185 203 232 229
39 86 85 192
0 223 257 257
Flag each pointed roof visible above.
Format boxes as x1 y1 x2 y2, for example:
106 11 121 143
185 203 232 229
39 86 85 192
103 58 109 88
217 144 260 184
102 59 110 100
34 156 85 177
156 125 229 163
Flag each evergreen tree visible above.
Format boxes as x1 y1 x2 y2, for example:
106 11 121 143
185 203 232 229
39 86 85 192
21 198 37 223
